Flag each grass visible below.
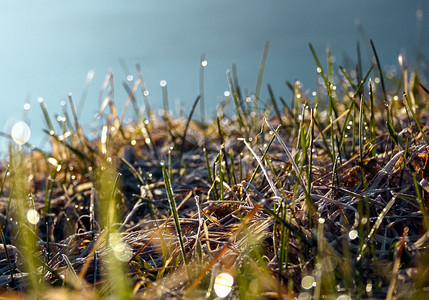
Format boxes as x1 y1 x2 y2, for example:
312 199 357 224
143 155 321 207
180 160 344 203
0 41 428 300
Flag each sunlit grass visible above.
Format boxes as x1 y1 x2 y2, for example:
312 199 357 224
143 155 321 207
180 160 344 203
0 40 428 299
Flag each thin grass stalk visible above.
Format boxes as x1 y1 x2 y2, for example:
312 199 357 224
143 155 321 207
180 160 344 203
77 70 94 117
267 84 284 127
239 152 244 182
370 39 389 123
120 79 143 124
307 109 315 217
357 195 396 262
240 138 280 200
337 100 355 159
280 96 300 130
216 116 232 184
296 108 314 226
254 41 269 128
38 98 55 134
180 95 200 161
369 79 377 156
359 94 365 167
340 66 357 91
229 150 237 185
414 174 429 230
399 140 410 186
264 118 306 191
232 63 245 117
143 119 159 160
357 41 363 84
312 115 334 161
352 91 357 154
67 93 83 141
44 165 60 259
199 54 206 124
226 70 248 139
278 202 290 279
218 147 225 200
403 92 429 145
249 133 276 185
168 148 173 184
161 161 188 266
327 45 333 88
309 44 338 117
204 147 217 200
161 80 169 115
136 63 153 120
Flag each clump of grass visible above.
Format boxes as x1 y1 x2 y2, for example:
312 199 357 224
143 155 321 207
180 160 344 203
0 40 428 300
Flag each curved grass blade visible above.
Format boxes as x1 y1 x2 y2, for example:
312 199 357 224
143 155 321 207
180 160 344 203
357 195 396 262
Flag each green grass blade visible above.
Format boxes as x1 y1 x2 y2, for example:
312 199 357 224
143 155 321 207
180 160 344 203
161 161 188 267
254 41 269 127
357 196 396 262
38 98 55 134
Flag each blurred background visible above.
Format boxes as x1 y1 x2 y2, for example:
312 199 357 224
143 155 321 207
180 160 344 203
0 0 428 152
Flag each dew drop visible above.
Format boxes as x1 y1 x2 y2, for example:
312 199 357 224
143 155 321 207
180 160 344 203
348 230 358 240
48 157 59 167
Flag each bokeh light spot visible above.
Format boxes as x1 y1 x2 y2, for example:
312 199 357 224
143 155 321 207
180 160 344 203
214 272 234 298
26 209 40 225
11 121 31 145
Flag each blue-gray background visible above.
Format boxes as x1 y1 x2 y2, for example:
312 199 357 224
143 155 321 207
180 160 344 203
0 0 428 152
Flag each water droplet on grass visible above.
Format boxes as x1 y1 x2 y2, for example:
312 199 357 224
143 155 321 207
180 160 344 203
348 230 358 240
